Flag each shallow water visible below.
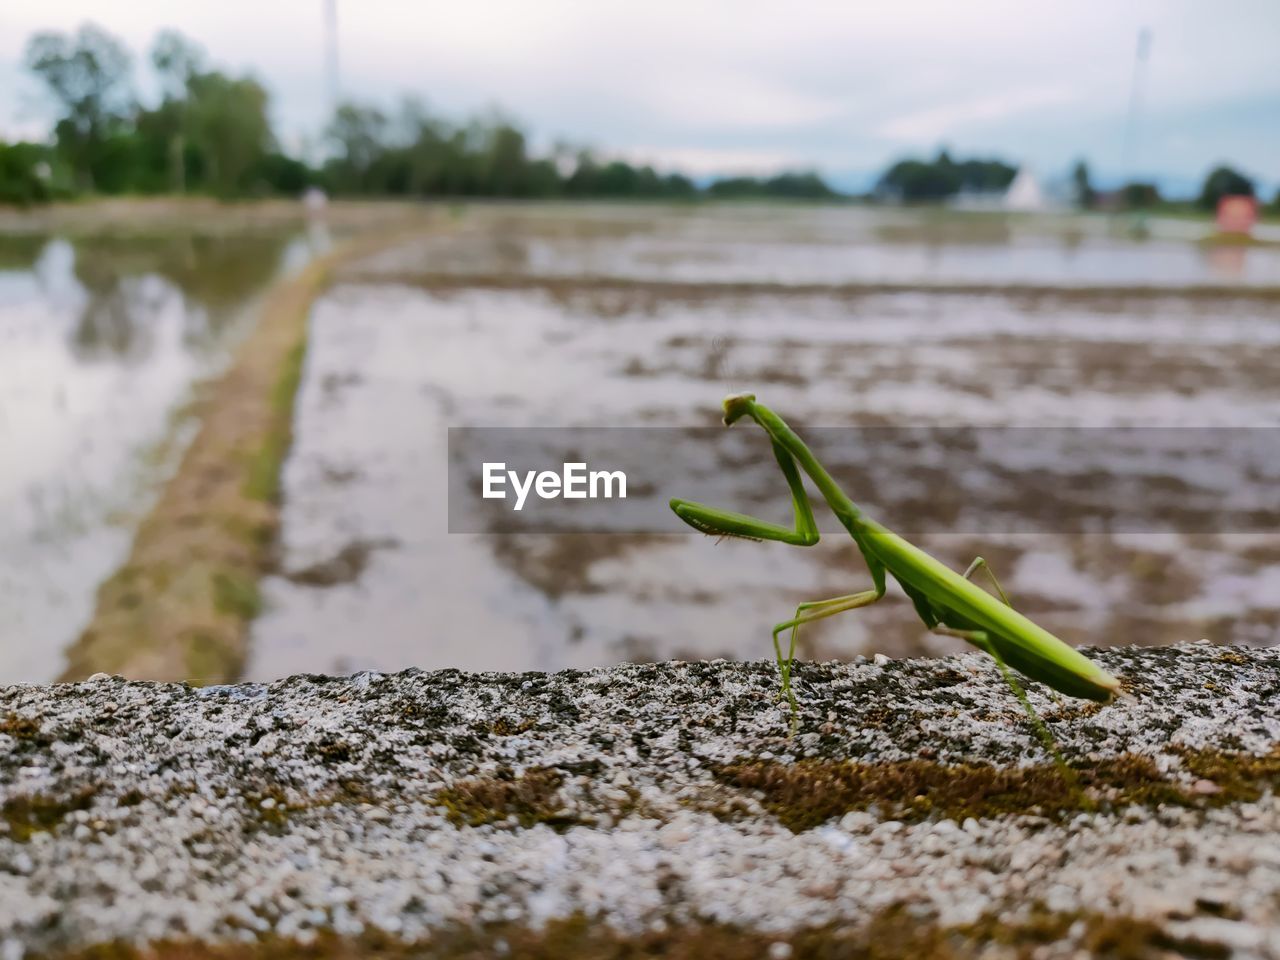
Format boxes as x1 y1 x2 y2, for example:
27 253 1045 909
248 206 1280 680
360 204 1280 288
0 230 310 681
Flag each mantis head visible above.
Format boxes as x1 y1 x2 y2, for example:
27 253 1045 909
722 393 756 426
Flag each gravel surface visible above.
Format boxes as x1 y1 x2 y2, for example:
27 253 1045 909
1 642 1277 957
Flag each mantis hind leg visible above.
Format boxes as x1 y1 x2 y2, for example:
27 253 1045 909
931 624 1071 774
961 556 1063 706
962 556 1011 606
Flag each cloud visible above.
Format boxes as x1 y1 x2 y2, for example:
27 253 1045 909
638 70 846 131
2 0 1277 181
877 86 1080 142
613 146 808 176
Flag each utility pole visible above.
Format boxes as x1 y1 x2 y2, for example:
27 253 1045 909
1120 28 1152 195
324 0 341 112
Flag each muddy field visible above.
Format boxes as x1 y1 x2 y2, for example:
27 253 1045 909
245 204 1280 679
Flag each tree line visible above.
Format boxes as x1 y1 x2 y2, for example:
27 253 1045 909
878 149 1269 213
0 22 1269 213
0 24 837 206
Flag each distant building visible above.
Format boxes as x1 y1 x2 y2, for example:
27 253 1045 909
950 166 1064 212
1002 168 1048 211
948 186 1003 210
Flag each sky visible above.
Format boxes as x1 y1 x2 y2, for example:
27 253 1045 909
1 0 1277 196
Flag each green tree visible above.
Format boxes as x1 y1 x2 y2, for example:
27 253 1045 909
1122 182 1161 208
151 30 205 94
763 172 835 199
877 159 957 201
325 102 390 193
479 120 531 195
394 97 446 195
1198 165 1255 209
707 172 836 200
1070 159 1095 209
185 71 273 196
149 30 206 192
253 152 312 194
564 151 602 196
24 23 133 190
0 141 59 205
876 151 1014 202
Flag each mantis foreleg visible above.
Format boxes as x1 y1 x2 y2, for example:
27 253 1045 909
670 437 889 734
670 439 818 545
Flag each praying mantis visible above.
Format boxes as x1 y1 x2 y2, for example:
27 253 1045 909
670 394 1121 746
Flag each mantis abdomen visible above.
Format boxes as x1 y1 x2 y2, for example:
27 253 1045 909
858 524 1120 702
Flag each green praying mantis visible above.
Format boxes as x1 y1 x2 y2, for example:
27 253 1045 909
670 394 1121 747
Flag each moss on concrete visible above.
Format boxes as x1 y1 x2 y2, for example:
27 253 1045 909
2 785 97 843
0 712 43 740
434 767 573 829
958 906 1230 960
1179 746 1280 804
30 905 1230 959
488 716 537 737
715 747 1280 831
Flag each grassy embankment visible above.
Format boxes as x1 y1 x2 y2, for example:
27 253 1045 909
59 207 440 683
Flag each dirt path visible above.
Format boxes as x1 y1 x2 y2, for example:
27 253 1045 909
60 215 443 683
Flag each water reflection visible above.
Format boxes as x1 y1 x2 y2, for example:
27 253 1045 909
65 234 292 359
0 228 302 681
1204 243 1249 281
0 234 47 273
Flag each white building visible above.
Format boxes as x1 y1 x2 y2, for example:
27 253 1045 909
1002 167 1049 211
950 166 1065 212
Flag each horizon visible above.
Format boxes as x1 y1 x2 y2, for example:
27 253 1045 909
1 0 1277 198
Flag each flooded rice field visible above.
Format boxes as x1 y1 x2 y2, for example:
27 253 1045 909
0 228 313 680
358 204 1280 289
248 205 1280 679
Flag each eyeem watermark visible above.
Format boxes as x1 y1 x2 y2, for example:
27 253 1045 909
482 462 627 511
450 427 1280 533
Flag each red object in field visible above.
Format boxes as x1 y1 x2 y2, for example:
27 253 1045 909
1216 195 1258 235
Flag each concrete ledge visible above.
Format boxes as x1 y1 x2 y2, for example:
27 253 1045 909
1 643 1277 958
